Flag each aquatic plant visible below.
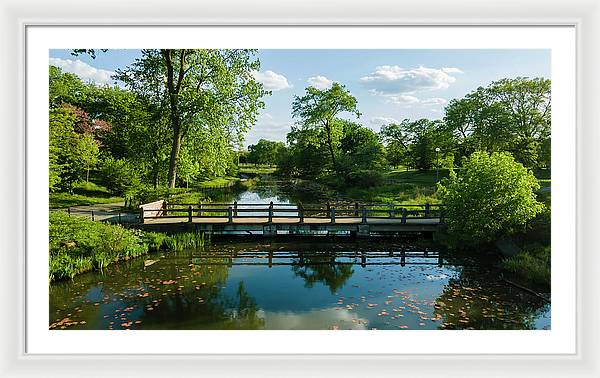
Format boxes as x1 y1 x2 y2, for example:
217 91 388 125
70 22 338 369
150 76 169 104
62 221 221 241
49 212 167 282
164 232 210 252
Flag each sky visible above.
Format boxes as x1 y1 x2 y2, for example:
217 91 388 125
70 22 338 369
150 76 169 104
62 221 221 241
49 49 550 147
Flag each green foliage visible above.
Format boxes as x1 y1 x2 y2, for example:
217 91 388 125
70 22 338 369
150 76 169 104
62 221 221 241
502 243 550 286
115 49 267 188
98 156 141 196
380 119 453 171
164 232 209 252
49 105 101 191
247 139 286 166
292 82 360 168
49 182 123 208
437 151 544 246
49 212 159 281
443 77 551 168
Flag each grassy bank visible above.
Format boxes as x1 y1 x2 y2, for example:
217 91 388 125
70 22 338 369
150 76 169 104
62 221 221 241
331 169 448 204
49 212 208 282
501 243 550 287
50 182 123 208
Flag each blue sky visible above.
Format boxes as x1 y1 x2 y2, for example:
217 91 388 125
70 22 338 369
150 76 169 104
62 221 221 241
49 49 550 147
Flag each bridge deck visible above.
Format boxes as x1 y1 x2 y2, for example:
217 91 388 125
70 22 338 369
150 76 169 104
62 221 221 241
143 216 440 225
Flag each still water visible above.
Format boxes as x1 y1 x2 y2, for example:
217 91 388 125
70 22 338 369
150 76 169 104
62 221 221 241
49 176 550 330
49 239 550 330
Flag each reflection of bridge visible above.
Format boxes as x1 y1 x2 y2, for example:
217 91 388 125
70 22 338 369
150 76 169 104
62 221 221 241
188 250 444 268
139 200 444 237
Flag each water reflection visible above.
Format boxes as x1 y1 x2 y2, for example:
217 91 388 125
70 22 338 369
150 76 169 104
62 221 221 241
292 254 354 293
49 240 550 330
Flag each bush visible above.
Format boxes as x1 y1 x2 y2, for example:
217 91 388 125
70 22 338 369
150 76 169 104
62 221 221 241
98 156 141 196
344 170 384 188
49 212 165 282
437 151 544 246
502 243 550 286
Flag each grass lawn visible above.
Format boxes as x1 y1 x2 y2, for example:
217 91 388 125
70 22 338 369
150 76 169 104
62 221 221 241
341 169 449 204
196 176 240 188
50 182 123 208
239 164 277 175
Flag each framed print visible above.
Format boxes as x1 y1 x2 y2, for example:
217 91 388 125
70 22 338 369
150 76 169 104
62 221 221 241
1 0 599 377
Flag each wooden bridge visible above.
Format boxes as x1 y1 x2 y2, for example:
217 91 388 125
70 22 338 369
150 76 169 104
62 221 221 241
138 200 445 237
189 250 445 268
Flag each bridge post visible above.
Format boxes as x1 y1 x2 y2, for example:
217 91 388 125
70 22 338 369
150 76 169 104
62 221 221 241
188 205 193 223
139 207 145 224
298 203 304 224
389 204 395 218
361 207 367 224
425 203 430 217
228 206 233 223
401 208 407 224
268 201 273 223
439 207 444 223
67 207 70 217
198 202 202 217
354 202 359 216
91 210 94 221
330 208 336 224
326 202 331 218
233 201 238 217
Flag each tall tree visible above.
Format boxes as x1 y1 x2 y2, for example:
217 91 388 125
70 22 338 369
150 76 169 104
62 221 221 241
116 49 266 188
292 83 360 169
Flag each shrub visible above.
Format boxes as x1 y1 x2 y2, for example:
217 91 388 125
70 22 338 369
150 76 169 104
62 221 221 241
437 151 544 246
49 212 164 282
98 156 141 196
344 170 384 188
502 243 550 286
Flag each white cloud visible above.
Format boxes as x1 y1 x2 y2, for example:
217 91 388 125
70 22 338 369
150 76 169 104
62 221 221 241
370 116 400 125
360 65 462 95
49 57 116 86
307 75 333 90
387 94 420 105
442 67 464 74
420 97 448 105
252 70 292 91
244 112 292 146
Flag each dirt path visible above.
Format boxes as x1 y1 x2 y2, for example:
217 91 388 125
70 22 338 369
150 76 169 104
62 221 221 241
54 202 139 224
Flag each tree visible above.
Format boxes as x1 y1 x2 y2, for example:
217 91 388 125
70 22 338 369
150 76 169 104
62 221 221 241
49 66 89 108
382 119 452 171
116 49 267 188
337 120 387 174
75 133 99 183
49 105 101 191
443 77 551 168
292 83 360 169
380 122 409 168
437 151 544 246
247 139 285 166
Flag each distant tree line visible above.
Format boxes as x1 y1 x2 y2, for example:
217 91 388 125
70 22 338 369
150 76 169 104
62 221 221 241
243 77 550 188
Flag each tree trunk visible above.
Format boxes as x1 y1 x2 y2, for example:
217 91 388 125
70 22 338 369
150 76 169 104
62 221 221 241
167 124 182 188
325 121 336 168
86 167 90 183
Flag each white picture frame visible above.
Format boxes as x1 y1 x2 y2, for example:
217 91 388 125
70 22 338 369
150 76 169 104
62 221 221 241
1 0 599 377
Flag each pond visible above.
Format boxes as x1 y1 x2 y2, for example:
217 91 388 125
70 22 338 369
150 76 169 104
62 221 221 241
49 175 550 330
49 238 550 330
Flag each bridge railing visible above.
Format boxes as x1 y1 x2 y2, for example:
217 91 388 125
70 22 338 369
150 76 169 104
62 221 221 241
139 201 444 224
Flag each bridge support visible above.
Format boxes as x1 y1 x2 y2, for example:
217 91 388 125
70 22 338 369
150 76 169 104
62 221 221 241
263 224 277 237
357 225 370 238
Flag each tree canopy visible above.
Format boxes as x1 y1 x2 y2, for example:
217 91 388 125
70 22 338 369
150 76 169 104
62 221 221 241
437 151 544 246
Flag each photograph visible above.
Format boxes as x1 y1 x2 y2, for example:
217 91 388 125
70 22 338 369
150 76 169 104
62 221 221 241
47 48 551 331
